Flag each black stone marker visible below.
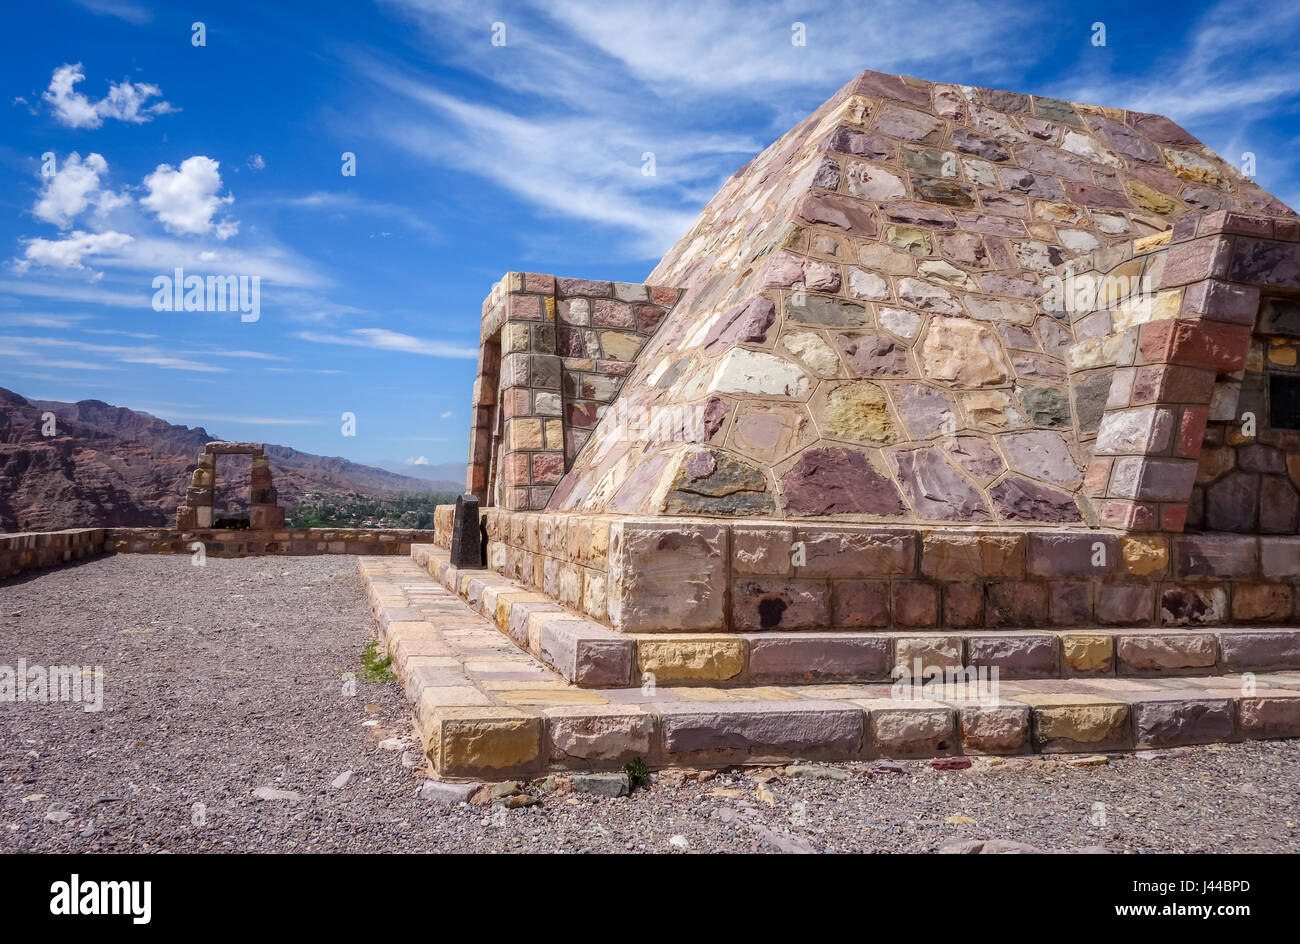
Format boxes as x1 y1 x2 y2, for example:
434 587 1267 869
449 493 482 568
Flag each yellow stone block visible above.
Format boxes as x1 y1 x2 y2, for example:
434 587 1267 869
426 706 542 777
1268 339 1297 367
1061 633 1114 673
1125 179 1179 215
1017 694 1129 747
1133 230 1172 253
544 419 564 449
1121 536 1168 576
494 591 550 631
638 636 745 683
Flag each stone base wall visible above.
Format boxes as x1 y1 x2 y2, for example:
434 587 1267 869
112 527 437 557
455 506 1300 633
0 529 110 580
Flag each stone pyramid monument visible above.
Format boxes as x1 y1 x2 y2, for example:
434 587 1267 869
363 69 1300 778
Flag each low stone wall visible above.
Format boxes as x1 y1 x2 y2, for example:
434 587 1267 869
0 529 111 580
112 527 437 557
450 506 1300 633
0 526 438 579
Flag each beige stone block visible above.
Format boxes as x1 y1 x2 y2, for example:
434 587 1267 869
508 418 544 450
959 703 1030 754
893 635 964 672
866 703 954 756
545 704 657 762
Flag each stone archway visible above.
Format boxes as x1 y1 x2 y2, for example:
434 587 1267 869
176 441 286 530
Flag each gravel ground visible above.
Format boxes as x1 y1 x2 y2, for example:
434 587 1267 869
2 554 1298 854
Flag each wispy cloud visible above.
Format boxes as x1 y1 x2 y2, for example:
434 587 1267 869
132 408 323 426
0 334 293 373
0 312 91 328
296 327 477 359
70 0 152 25
1057 1 1300 122
365 0 1034 258
273 191 441 243
0 277 150 308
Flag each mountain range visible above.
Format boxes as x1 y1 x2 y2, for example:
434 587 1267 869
0 386 462 531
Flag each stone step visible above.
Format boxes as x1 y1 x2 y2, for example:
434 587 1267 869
410 544 1300 688
362 556 1300 781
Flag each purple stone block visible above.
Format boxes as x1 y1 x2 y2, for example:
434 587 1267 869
1133 697 1235 748
746 633 890 683
1176 534 1259 578
966 633 1059 677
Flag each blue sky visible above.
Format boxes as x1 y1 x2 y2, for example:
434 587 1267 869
3 0 1298 468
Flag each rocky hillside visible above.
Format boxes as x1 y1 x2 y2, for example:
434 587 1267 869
0 387 457 531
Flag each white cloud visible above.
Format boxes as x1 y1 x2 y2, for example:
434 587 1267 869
43 63 174 129
134 408 321 425
33 152 129 228
71 0 152 24
0 278 150 308
141 156 237 238
297 327 477 359
406 456 430 464
0 335 284 374
0 335 230 373
275 191 440 242
440 410 454 419
21 229 134 270
82 327 159 338
0 312 91 328
367 0 1032 259
246 154 266 171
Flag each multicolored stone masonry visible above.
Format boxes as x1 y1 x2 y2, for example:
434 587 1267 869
467 273 683 511
458 70 1290 530
452 68 1299 641
430 509 1300 634
175 441 285 530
